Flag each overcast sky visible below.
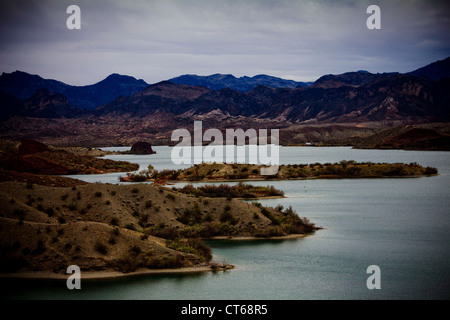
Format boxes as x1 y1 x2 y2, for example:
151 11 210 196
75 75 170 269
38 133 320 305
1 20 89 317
0 0 449 85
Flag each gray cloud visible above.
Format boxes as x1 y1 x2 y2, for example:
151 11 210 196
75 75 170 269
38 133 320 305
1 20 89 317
1 0 449 85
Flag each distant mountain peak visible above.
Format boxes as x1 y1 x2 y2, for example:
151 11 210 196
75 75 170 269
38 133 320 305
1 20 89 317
169 73 310 91
0 70 149 110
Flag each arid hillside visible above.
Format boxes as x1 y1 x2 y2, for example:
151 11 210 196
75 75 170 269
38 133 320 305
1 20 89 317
0 181 318 275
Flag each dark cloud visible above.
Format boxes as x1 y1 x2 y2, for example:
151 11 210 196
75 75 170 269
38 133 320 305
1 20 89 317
0 0 449 85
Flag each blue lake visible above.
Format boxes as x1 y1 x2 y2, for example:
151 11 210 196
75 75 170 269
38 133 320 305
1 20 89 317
3 146 450 299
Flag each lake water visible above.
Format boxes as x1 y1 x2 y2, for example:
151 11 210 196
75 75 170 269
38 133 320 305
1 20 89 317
3 146 450 300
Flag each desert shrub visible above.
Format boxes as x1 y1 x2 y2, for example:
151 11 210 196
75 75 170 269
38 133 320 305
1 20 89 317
110 218 120 226
138 213 149 227
220 207 236 225
112 227 120 236
167 238 212 262
284 206 297 217
260 207 279 225
140 234 148 240
108 236 117 245
425 167 438 175
197 222 220 238
252 226 285 238
129 245 142 256
252 202 262 208
203 212 212 222
146 254 184 269
125 223 136 231
132 210 140 218
94 241 108 255
177 203 202 225
45 207 54 217
113 255 139 273
166 193 175 201
95 191 103 198
146 224 180 240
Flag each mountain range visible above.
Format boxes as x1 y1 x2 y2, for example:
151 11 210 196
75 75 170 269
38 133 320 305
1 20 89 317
0 71 311 111
0 72 149 110
93 73 450 123
169 73 311 91
0 57 449 147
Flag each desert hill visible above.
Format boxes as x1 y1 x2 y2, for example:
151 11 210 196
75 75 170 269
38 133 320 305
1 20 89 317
0 180 317 275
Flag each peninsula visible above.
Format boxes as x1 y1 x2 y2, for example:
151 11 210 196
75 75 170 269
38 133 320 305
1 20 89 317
0 140 319 278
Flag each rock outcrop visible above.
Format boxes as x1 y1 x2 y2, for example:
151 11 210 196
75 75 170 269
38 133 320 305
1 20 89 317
130 141 156 154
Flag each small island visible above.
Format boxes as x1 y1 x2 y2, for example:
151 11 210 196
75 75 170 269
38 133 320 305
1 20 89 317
175 182 285 199
120 161 438 183
128 141 157 155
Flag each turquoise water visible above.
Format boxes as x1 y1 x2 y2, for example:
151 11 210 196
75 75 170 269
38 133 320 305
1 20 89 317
2 147 450 299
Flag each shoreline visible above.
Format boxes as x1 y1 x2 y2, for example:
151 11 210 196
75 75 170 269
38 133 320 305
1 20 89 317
0 265 213 281
122 173 438 185
0 234 310 280
209 233 310 241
